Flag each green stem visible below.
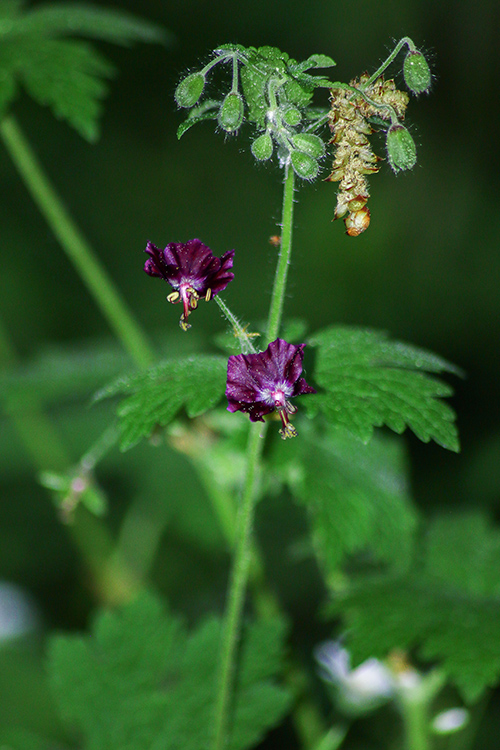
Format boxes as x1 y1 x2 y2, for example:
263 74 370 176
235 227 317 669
215 296 257 354
362 36 415 89
0 114 155 370
266 164 296 344
398 669 446 750
213 421 267 750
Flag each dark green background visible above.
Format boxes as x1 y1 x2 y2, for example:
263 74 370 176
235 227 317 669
0 0 499 746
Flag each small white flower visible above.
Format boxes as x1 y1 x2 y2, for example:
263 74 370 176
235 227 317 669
315 641 395 713
431 708 469 734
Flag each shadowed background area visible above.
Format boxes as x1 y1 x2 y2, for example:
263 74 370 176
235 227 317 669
0 0 499 747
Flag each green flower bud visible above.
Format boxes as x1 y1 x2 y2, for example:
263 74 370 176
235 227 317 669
403 50 432 94
174 72 206 108
218 92 244 132
386 124 417 173
251 133 273 161
291 133 325 158
290 150 319 180
283 107 302 126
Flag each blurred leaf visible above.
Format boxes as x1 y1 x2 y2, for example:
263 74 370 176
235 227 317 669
48 592 290 750
306 326 461 451
0 339 133 408
270 420 417 573
333 513 500 702
19 38 113 142
0 1 167 139
9 3 167 45
95 355 228 450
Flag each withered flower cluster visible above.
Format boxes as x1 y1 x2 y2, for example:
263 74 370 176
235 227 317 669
327 75 409 236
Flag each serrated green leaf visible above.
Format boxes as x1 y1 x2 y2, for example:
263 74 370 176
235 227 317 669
95 355 228 450
7 3 167 45
270 420 417 573
0 2 166 137
48 593 184 750
18 37 113 141
333 513 500 702
48 593 290 750
306 326 461 451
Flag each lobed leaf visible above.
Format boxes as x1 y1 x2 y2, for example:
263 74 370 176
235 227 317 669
94 355 228 450
306 326 461 451
0 1 167 139
333 513 500 702
48 592 290 750
270 420 417 573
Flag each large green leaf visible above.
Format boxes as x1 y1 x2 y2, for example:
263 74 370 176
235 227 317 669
0 1 167 140
48 593 290 750
95 355 228 450
270 420 417 573
306 326 461 451
333 513 500 702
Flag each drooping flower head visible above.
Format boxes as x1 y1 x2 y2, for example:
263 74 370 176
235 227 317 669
144 239 235 330
226 338 316 439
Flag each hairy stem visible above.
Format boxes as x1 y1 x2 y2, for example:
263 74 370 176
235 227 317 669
0 115 155 370
213 420 267 750
362 36 415 89
213 161 299 749
266 164 296 344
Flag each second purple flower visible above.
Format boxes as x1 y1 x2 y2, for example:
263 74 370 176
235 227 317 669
226 338 316 439
144 238 235 330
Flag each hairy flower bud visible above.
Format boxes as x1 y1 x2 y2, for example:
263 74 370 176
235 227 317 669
218 92 244 132
386 124 417 173
251 133 273 160
283 107 302 126
291 133 325 158
175 72 205 108
403 50 432 94
291 150 320 180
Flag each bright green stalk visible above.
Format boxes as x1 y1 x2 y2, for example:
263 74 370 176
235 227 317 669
213 420 267 750
0 115 155 369
397 669 446 750
213 159 298 750
266 164 296 344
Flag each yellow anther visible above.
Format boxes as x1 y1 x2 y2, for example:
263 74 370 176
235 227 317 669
205 288 212 302
279 424 298 440
179 315 191 331
167 291 180 304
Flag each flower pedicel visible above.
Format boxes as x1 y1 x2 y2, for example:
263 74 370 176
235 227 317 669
226 338 316 439
144 238 235 330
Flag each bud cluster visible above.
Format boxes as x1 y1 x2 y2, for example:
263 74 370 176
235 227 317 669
327 75 410 236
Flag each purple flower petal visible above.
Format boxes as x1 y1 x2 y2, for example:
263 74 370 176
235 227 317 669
144 239 235 330
226 339 315 438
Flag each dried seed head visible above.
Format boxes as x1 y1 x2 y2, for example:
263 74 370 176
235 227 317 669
328 75 409 235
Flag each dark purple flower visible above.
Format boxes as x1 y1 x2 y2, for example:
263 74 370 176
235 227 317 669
144 239 235 330
226 338 316 439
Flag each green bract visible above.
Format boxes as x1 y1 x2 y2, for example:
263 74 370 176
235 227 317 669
291 133 325 158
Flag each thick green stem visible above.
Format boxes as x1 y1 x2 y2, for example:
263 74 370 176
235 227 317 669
0 115 155 369
213 421 267 750
266 164 296 344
